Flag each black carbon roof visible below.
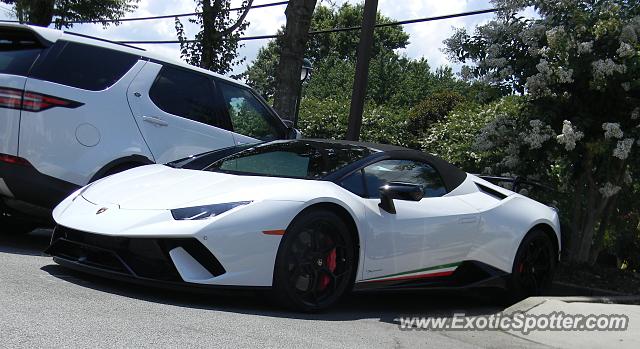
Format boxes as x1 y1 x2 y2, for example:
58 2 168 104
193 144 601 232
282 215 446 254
303 139 468 192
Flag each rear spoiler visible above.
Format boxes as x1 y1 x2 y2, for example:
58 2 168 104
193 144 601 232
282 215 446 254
473 175 559 194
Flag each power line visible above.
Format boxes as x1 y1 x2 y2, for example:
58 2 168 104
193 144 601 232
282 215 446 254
118 8 499 45
0 1 289 25
65 1 289 24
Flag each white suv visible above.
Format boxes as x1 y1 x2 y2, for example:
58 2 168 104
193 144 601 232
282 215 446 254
0 24 295 229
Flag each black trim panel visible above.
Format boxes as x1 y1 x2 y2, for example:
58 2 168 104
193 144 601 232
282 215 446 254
476 183 508 200
47 226 226 282
88 155 153 183
0 160 79 212
52 257 269 294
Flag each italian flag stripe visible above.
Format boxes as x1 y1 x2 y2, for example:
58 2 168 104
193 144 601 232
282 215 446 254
362 262 461 283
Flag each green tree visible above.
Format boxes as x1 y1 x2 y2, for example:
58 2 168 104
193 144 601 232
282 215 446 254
244 3 409 99
175 0 253 74
297 97 414 147
445 0 640 264
3 0 139 28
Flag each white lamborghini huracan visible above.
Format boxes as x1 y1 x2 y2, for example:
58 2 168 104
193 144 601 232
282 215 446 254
47 139 561 311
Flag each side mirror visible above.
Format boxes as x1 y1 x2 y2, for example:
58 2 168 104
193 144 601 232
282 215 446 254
282 120 303 139
378 182 423 214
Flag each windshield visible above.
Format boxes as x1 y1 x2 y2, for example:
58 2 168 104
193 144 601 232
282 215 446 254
204 140 376 179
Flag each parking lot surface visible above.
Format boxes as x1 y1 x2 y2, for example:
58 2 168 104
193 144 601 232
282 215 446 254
1 230 546 348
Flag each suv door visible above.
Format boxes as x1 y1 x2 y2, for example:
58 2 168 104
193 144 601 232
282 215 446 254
215 80 286 145
127 62 236 163
353 159 479 283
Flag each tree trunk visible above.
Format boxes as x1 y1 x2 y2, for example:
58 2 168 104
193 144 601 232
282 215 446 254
588 196 617 265
272 0 318 121
200 0 222 70
20 0 55 27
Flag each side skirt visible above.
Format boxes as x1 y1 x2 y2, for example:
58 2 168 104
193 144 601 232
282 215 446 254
353 261 509 292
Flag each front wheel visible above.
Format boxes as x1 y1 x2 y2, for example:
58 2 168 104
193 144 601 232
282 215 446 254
508 230 557 301
272 209 357 312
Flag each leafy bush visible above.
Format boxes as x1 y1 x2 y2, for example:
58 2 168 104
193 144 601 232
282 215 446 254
297 97 415 147
408 90 467 136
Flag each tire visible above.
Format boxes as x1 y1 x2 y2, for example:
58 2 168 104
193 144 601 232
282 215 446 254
508 229 557 301
272 209 357 312
0 212 37 235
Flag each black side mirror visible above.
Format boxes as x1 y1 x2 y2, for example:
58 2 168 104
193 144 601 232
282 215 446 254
281 120 302 139
378 182 424 214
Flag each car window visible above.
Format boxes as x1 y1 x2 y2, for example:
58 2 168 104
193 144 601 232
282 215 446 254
0 29 45 76
217 81 281 140
340 169 367 197
206 140 375 179
363 159 447 198
150 66 225 128
30 41 138 91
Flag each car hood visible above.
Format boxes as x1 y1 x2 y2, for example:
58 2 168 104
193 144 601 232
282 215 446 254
82 164 305 210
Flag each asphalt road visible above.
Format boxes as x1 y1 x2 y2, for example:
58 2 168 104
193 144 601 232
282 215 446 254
0 229 548 348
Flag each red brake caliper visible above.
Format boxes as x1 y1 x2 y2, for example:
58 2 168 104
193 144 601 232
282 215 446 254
319 248 337 290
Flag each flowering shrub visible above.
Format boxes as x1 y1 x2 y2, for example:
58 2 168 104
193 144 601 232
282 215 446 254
444 0 640 264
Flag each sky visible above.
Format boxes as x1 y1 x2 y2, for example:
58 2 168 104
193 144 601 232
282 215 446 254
0 0 507 76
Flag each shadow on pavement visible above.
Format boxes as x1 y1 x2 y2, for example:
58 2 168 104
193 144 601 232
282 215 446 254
0 228 52 256
41 262 503 323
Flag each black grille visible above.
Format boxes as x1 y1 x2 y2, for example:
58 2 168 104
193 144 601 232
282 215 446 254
47 226 226 282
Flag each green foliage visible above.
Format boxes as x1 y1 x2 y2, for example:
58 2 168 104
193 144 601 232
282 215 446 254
244 3 410 99
176 0 250 75
5 0 139 29
423 96 523 171
408 90 467 136
297 98 415 147
305 4 409 62
444 0 640 263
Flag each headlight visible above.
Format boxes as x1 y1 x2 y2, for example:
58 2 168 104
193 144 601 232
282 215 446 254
171 201 252 220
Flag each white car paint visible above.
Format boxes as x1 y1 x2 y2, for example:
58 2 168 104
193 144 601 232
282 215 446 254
52 164 561 288
1 24 292 217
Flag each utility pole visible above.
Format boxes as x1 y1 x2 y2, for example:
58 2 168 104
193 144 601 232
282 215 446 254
345 0 378 141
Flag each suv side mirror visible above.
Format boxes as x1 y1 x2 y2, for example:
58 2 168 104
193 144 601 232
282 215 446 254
282 120 303 139
378 182 423 214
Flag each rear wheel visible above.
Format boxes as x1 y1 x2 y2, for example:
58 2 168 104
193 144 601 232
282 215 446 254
508 230 557 300
272 209 356 312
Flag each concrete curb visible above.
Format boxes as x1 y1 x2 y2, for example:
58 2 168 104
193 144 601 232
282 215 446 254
502 297 548 316
550 281 631 297
540 295 640 304
503 295 640 317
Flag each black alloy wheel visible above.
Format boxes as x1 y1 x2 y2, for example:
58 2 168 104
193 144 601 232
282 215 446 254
509 230 557 300
273 209 356 312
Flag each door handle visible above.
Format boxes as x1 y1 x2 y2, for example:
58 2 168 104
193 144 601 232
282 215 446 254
142 116 168 127
458 216 478 224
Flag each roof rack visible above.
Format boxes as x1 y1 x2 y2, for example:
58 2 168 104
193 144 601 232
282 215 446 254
63 31 145 51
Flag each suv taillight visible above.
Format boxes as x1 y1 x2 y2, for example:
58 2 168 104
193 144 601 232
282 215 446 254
0 87 83 112
0 154 32 167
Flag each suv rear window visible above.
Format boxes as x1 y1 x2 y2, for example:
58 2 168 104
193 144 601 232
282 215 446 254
0 29 45 76
30 41 138 91
149 65 227 128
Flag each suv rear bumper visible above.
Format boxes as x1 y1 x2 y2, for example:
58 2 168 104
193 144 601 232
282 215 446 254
0 160 79 218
